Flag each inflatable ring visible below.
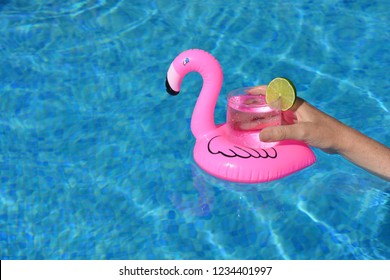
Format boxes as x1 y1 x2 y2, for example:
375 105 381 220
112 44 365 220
165 49 316 183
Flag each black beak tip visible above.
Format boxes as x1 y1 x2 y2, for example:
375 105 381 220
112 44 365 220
165 77 180 96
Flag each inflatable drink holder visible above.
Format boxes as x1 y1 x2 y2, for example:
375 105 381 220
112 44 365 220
165 49 316 183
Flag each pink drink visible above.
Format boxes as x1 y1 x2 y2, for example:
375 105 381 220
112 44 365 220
227 93 281 148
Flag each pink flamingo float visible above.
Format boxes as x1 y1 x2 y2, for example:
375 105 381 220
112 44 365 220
165 49 316 183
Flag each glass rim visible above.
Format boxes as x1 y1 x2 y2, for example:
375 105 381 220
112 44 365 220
227 87 281 108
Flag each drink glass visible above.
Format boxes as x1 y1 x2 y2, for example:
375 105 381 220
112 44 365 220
226 87 282 149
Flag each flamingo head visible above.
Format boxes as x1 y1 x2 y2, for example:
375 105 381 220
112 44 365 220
165 52 194 96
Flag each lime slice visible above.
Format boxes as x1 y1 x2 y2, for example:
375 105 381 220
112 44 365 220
266 77 297 111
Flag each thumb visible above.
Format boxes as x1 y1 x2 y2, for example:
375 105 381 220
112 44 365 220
260 124 304 142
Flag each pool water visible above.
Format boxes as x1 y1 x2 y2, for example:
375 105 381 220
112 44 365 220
0 0 389 259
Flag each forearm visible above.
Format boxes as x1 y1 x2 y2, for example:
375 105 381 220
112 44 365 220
336 124 390 181
298 101 390 180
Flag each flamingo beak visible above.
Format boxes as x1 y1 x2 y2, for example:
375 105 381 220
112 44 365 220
166 63 181 96
165 77 179 96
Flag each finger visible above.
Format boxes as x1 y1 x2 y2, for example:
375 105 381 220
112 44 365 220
289 97 305 112
281 97 306 124
259 124 305 142
238 120 261 130
282 109 297 125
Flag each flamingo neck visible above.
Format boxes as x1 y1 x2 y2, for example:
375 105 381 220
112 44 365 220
174 50 223 138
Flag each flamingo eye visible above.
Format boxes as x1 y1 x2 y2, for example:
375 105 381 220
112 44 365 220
183 57 190 65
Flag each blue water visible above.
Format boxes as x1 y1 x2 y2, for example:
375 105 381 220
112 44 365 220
0 0 389 259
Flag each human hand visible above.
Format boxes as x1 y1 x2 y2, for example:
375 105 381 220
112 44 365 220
259 97 347 153
245 85 346 152
259 94 390 180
